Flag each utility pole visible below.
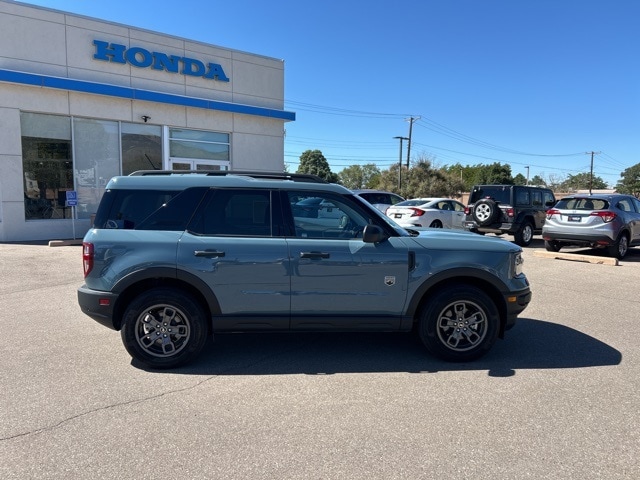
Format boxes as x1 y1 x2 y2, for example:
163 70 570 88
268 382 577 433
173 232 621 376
394 136 409 190
525 166 529 185
585 151 601 194
405 116 420 168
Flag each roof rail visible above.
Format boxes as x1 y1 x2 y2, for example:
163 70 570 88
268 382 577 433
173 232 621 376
128 170 328 183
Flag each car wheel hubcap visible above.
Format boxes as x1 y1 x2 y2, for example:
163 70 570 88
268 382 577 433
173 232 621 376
135 304 191 357
436 300 488 352
476 205 491 222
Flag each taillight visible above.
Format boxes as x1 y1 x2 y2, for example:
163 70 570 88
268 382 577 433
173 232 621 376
505 207 514 218
83 242 94 277
464 207 470 215
410 208 425 217
546 208 560 220
591 211 617 223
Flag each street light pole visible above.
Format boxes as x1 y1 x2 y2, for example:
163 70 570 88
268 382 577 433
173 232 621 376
394 136 409 191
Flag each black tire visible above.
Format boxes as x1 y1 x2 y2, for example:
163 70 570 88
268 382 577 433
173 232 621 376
514 221 534 247
121 288 208 369
472 199 498 226
607 232 629 260
429 219 443 228
544 240 562 252
418 285 500 362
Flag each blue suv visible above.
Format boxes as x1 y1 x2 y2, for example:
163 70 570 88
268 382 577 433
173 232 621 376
78 171 531 368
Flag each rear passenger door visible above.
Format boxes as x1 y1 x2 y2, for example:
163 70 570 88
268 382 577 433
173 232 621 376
177 189 290 330
283 191 409 330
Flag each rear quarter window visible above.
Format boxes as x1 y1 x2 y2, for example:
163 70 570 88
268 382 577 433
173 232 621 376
94 188 205 230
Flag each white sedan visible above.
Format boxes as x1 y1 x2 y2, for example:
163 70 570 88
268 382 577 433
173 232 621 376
386 198 466 229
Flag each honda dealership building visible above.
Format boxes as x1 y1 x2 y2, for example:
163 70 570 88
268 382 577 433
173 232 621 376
0 0 295 241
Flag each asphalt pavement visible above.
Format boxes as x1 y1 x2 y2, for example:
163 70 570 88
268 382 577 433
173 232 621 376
1 239 638 479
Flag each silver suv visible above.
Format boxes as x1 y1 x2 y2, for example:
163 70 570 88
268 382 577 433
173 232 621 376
542 193 640 259
77 171 531 369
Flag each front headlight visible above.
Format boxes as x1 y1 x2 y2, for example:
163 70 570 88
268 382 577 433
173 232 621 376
512 252 524 277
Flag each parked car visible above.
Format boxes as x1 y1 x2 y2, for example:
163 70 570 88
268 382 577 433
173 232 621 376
542 193 640 259
386 198 466 229
291 195 345 228
464 184 556 246
352 189 404 214
77 171 531 369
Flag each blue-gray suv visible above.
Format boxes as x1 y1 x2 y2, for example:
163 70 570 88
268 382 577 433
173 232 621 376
77 171 531 369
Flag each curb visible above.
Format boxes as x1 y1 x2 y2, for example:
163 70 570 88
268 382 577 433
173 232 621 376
532 249 618 266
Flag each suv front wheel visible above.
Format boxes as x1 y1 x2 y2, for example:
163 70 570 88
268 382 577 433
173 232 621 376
418 285 499 362
121 288 208 369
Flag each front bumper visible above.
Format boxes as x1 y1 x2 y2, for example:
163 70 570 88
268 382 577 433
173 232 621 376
503 287 531 332
77 285 119 330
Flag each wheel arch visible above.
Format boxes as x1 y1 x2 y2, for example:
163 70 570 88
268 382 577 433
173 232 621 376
407 270 509 337
111 268 220 331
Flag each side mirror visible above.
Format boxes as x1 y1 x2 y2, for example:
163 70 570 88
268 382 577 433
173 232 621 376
362 224 389 243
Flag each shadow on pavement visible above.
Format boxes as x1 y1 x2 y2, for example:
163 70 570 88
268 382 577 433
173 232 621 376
136 318 621 377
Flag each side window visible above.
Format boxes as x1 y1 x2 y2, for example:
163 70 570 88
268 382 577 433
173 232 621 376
190 189 272 236
98 189 180 229
532 191 542 207
617 198 632 212
543 192 556 207
288 191 368 239
452 201 465 212
515 188 530 206
138 187 208 230
633 198 640 213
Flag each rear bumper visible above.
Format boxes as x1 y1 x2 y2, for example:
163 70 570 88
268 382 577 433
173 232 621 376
77 285 119 330
542 231 615 247
464 220 521 234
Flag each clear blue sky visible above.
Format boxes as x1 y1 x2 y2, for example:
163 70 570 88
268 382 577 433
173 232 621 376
21 0 640 187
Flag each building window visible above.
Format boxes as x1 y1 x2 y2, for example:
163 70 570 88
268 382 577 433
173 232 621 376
122 123 162 174
21 113 73 220
169 128 229 161
73 118 120 219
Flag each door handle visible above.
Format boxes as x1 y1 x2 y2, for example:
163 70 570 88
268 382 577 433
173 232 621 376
300 251 330 259
194 250 225 258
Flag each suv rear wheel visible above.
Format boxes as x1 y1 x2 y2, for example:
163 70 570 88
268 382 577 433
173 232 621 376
418 285 499 362
121 288 208 369
514 221 534 247
608 232 629 260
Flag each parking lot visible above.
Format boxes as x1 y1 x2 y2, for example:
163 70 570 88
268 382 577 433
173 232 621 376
1 239 639 479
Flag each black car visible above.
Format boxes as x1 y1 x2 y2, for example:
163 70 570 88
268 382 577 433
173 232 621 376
464 184 556 246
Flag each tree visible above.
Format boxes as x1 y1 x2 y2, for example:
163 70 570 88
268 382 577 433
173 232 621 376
513 173 527 185
337 164 380 189
530 175 546 186
296 150 338 183
616 163 640 198
558 172 607 192
473 162 513 185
